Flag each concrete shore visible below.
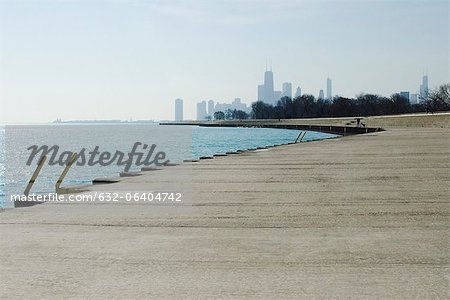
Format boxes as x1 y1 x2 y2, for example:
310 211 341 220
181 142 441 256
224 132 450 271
1 126 449 298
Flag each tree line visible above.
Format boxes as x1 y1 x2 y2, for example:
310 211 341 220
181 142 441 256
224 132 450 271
211 84 449 120
213 109 249 120
249 84 450 119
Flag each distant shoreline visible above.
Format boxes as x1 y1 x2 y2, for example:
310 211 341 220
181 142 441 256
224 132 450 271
53 119 158 124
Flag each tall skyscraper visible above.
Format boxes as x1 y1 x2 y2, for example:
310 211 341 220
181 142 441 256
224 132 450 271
257 68 275 104
295 86 302 98
264 70 274 102
207 100 215 116
419 75 429 102
174 98 183 121
326 78 332 100
282 82 292 99
196 101 207 120
318 89 324 100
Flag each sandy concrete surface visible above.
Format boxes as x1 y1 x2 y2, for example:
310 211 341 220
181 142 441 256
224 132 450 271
1 128 449 299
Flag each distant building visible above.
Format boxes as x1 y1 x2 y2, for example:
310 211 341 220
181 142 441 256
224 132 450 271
207 100 215 116
273 91 282 103
410 94 419 104
282 82 292 99
318 89 324 100
295 86 302 98
196 101 207 120
399 91 410 101
231 98 247 111
215 98 250 114
257 68 275 104
326 78 332 100
174 98 183 121
419 75 429 102
257 85 264 101
257 67 296 104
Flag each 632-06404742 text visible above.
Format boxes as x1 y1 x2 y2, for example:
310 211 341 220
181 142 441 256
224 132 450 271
10 192 183 203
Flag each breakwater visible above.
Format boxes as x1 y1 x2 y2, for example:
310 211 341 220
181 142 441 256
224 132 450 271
161 112 450 134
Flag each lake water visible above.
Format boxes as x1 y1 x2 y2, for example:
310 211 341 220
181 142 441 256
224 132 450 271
0 124 338 207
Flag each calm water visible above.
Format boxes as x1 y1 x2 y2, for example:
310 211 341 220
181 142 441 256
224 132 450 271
0 124 338 207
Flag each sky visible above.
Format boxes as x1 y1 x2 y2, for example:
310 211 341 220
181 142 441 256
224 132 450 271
0 0 449 122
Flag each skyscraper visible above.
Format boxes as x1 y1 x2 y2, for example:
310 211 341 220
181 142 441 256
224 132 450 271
207 100 215 116
264 70 274 102
257 68 275 104
174 98 183 121
257 85 264 101
295 86 302 98
419 75 429 102
318 89 324 100
282 82 292 99
326 78 332 100
196 101 207 120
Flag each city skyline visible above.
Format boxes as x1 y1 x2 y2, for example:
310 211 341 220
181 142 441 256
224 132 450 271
190 69 429 121
1 0 448 122
195 98 250 120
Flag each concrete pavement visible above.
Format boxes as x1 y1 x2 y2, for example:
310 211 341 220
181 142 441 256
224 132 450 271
1 128 449 299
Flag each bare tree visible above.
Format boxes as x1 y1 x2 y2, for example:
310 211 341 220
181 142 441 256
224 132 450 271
426 84 450 112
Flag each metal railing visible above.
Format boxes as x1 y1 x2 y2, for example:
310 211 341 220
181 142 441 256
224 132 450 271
21 153 78 199
294 131 307 143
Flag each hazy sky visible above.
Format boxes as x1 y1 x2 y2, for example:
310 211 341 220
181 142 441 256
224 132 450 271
1 0 449 122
